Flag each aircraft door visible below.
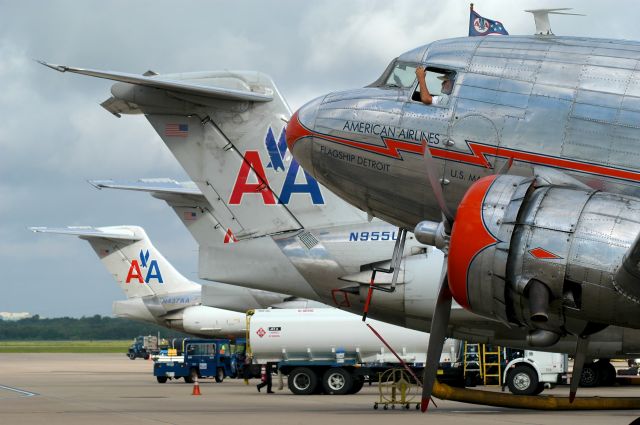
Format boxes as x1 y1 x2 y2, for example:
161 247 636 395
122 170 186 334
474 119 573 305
402 71 455 221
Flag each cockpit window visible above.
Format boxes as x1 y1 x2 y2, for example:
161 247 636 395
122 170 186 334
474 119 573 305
412 67 457 107
384 62 418 89
367 60 418 89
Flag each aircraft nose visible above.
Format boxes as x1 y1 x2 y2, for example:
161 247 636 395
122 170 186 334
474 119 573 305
286 96 322 173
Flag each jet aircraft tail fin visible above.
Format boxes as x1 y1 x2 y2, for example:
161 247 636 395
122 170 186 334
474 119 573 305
88 179 230 248
42 62 367 241
30 226 200 299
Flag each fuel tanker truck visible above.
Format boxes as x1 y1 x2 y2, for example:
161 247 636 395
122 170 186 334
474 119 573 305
246 308 463 395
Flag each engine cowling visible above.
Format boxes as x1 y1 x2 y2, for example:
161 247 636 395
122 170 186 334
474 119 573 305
446 174 640 345
167 305 246 338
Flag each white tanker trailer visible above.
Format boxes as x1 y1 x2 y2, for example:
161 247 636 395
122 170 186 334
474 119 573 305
246 308 463 395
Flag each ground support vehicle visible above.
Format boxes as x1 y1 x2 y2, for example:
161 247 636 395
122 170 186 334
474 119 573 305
127 335 159 360
502 350 568 395
153 338 236 383
247 309 463 395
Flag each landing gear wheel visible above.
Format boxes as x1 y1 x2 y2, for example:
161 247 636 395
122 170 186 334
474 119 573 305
215 367 224 383
322 368 353 395
156 376 167 383
373 402 378 410
580 363 601 387
288 367 318 395
507 365 539 395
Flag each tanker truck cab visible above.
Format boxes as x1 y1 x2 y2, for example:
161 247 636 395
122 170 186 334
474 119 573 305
502 350 568 396
154 338 237 384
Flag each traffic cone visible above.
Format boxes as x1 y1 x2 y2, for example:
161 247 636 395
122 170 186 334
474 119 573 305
192 376 201 396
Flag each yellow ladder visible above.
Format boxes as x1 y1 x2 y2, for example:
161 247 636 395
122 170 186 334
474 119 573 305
482 344 502 385
463 342 482 381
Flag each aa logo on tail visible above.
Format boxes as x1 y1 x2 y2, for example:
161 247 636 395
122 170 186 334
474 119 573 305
229 128 324 205
125 250 164 284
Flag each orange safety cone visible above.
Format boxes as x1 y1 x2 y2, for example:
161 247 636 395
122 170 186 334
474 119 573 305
192 376 202 396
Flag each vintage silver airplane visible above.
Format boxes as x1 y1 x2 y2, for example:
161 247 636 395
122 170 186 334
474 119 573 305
30 225 321 337
285 32 640 405
40 53 640 402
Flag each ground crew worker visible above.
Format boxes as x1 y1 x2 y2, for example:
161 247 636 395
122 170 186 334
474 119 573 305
256 363 275 393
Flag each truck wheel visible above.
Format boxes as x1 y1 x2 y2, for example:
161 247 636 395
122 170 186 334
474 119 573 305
322 368 353 395
507 365 539 395
184 368 197 384
597 360 616 386
156 376 167 383
287 367 318 395
349 376 365 394
143 353 150 360
215 367 224 383
579 363 601 387
128 353 136 360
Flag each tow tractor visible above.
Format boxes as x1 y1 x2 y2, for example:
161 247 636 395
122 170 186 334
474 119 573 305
153 338 239 383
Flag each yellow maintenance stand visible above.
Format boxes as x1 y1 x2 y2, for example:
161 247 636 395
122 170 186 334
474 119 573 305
482 344 502 385
374 368 420 410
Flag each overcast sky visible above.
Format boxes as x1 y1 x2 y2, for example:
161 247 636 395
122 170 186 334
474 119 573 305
1 1 638 317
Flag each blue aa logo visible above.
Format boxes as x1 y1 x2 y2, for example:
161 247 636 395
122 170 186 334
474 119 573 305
125 250 164 284
229 128 324 205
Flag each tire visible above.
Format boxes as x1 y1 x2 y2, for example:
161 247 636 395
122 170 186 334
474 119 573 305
506 365 539 395
215 367 224 383
532 383 545 396
143 353 150 360
349 376 365 394
156 376 167 383
322 368 353 395
579 363 601 387
128 353 136 360
287 367 318 395
184 368 197 384
596 360 616 386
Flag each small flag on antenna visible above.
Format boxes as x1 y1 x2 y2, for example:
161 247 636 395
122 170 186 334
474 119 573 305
469 4 508 37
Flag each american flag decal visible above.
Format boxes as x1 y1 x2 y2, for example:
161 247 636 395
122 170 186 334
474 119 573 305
183 211 197 221
165 123 189 137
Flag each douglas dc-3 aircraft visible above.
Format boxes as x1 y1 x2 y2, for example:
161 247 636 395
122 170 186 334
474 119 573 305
40 49 640 403
30 225 323 337
285 33 640 405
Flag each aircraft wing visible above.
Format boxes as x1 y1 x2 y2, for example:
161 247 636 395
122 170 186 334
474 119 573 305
89 178 203 197
37 61 273 103
29 226 141 241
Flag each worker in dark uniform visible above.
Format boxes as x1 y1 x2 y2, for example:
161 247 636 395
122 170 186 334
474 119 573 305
256 363 275 393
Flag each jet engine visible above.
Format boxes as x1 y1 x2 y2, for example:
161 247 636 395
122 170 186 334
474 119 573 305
165 305 246 338
421 174 640 346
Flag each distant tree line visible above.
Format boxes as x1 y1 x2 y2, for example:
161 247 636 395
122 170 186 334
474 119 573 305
0 315 190 340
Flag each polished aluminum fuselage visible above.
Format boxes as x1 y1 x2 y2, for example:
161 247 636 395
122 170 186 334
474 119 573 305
293 35 640 229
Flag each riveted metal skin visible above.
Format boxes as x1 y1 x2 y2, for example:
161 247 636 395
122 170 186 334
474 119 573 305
289 35 640 231
451 174 640 336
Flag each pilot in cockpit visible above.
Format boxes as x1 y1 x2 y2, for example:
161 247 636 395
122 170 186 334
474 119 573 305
415 66 454 106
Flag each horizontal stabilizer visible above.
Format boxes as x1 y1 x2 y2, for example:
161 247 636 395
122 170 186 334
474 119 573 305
29 226 141 241
89 178 203 197
37 61 274 103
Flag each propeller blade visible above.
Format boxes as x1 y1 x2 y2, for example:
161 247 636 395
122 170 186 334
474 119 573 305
420 261 452 412
422 140 454 225
569 336 590 403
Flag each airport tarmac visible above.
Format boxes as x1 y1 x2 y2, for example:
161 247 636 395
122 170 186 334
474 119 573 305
0 354 639 425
